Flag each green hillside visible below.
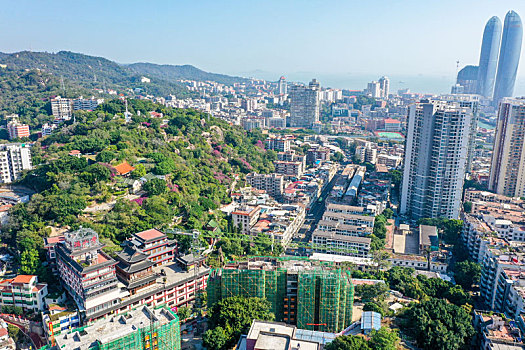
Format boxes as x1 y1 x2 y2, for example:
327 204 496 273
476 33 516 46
128 62 249 85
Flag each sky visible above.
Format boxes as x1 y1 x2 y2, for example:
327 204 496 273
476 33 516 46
2 0 525 93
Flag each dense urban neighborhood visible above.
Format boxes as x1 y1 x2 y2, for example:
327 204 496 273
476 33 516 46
0 4 524 350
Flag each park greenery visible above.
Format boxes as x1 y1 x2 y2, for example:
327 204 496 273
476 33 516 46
400 298 475 350
2 99 278 282
370 209 393 251
203 296 275 350
325 327 400 350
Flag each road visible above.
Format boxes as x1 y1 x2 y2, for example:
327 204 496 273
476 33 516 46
286 173 340 255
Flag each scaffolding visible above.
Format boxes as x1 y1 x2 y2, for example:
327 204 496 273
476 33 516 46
97 309 181 350
207 261 354 333
208 267 287 320
296 270 321 331
296 269 354 333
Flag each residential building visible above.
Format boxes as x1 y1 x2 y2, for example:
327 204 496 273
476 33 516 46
367 81 381 98
50 96 73 120
378 76 390 98
6 117 29 140
246 173 285 198
53 306 181 350
355 145 377 164
312 228 371 258
418 225 439 253
0 143 33 183
306 147 330 165
42 305 80 343
377 154 402 168
208 258 354 333
238 320 333 350
441 94 480 172
489 98 525 197
232 206 261 234
494 11 523 102
41 123 57 136
479 247 525 318
123 229 175 267
265 135 293 152
274 161 304 178
401 99 473 220
250 204 305 247
321 211 375 228
473 310 525 350
477 16 502 98
55 228 122 322
288 79 320 128
73 96 103 111
0 275 47 311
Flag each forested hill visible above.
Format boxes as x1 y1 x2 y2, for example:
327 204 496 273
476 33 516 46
127 62 249 86
0 51 249 96
0 68 96 122
0 51 192 98
3 99 276 278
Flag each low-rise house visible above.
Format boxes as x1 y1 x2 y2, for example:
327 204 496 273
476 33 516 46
0 275 48 311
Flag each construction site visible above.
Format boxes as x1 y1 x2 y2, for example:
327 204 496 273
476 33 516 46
207 257 354 333
50 306 181 350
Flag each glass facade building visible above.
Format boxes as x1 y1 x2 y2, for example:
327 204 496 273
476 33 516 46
477 16 502 98
494 11 523 102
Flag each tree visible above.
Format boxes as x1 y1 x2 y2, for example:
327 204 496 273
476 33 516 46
7 325 20 343
205 296 274 350
369 327 400 350
177 306 192 321
325 335 371 350
143 178 168 196
442 219 463 245
202 326 229 350
382 208 394 219
332 152 344 162
363 301 386 316
401 298 474 350
96 150 116 163
463 201 472 213
131 163 146 179
454 260 481 290
19 248 40 274
355 283 389 302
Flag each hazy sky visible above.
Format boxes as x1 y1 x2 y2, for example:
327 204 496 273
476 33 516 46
2 0 525 92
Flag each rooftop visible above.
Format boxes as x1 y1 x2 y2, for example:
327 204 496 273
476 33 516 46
113 161 135 175
54 306 177 349
135 228 166 242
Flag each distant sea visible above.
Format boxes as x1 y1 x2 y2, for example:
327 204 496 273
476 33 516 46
241 71 525 96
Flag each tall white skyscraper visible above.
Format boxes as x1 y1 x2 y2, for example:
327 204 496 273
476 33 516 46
440 94 480 173
401 99 473 220
288 79 320 128
278 76 287 95
489 98 525 197
378 76 390 98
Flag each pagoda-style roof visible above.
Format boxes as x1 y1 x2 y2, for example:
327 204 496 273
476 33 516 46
116 245 149 264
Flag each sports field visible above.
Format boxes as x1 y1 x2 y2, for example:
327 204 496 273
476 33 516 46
374 131 405 140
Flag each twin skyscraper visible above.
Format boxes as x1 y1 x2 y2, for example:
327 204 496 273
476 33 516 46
456 11 523 101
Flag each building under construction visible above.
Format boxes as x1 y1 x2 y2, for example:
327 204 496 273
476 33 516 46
208 257 354 333
51 306 181 350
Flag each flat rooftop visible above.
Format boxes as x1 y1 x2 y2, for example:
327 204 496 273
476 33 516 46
54 306 177 349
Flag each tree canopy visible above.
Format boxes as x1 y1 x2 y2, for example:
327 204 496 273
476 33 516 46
203 296 274 350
